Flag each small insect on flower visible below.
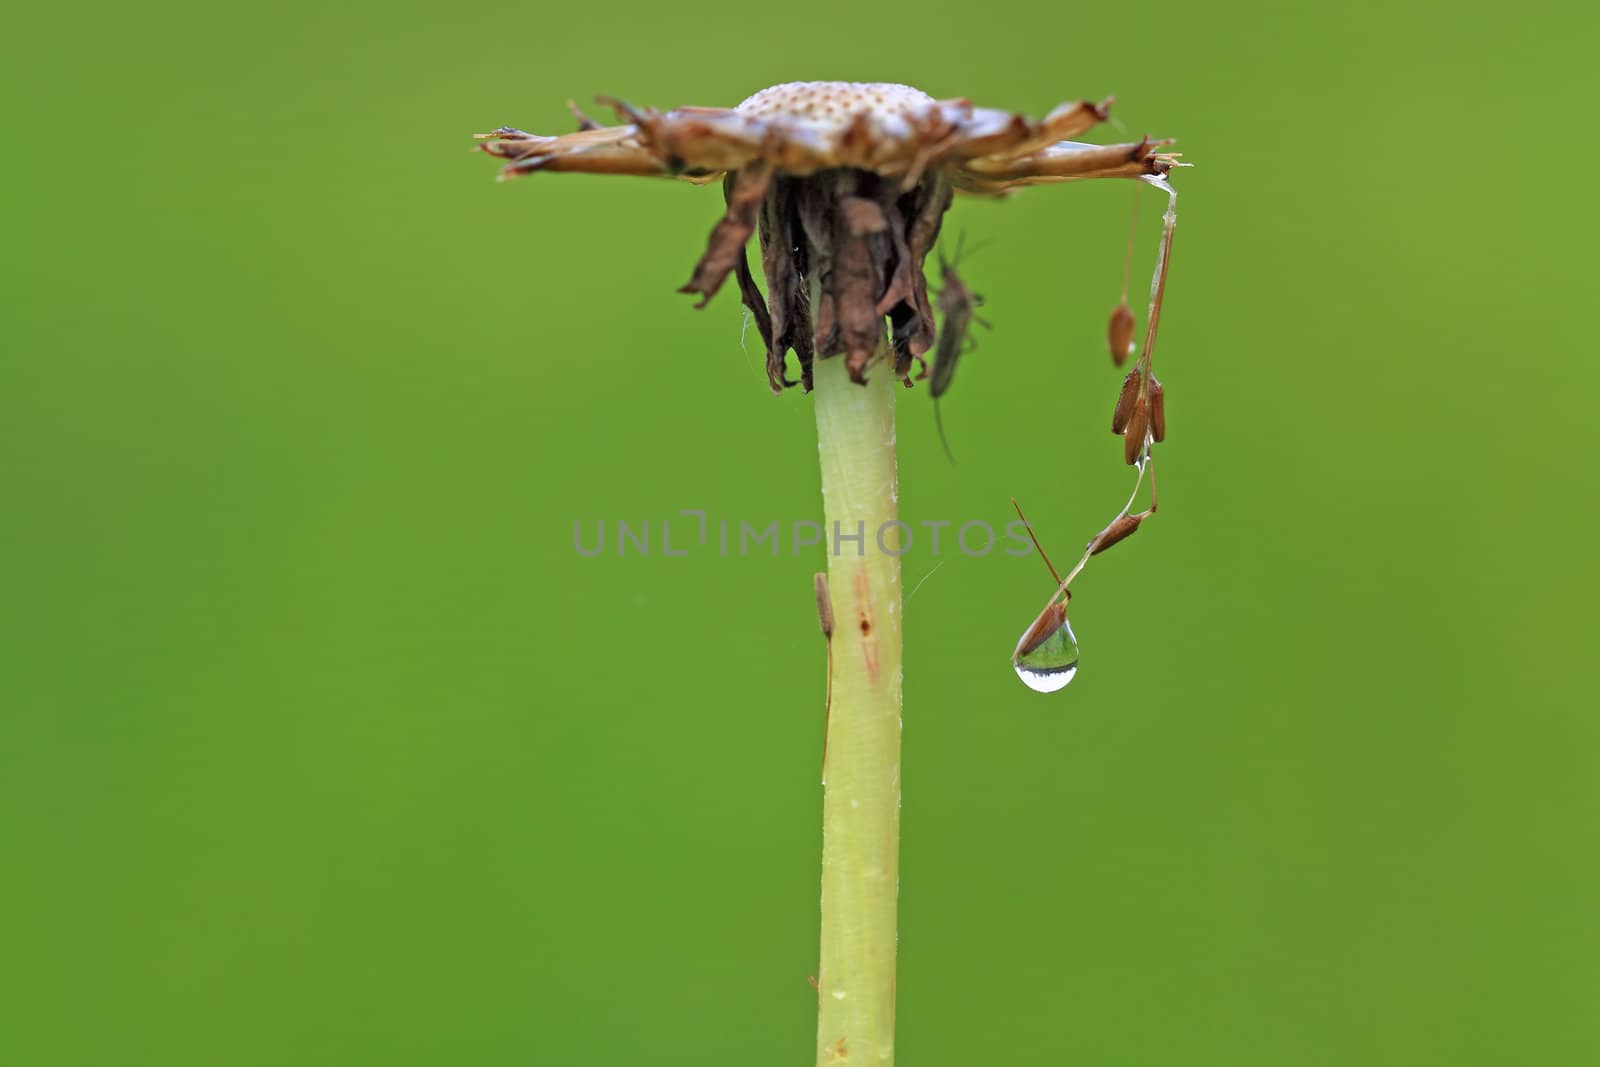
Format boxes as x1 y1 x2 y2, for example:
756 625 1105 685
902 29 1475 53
476 82 1182 410
928 241 988 399
927 238 989 463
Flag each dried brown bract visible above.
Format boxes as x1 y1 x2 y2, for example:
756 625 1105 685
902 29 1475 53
1088 511 1145 555
1013 599 1070 660
477 82 1180 396
1123 394 1150 466
928 254 984 400
1111 370 1141 434
926 246 990 462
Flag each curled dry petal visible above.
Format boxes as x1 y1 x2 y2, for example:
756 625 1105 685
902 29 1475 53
679 162 774 307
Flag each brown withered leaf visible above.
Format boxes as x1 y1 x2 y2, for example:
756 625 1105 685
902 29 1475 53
733 249 787 393
758 179 819 391
724 175 784 392
830 176 888 382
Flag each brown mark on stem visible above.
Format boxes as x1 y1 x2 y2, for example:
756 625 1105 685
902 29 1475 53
852 569 879 683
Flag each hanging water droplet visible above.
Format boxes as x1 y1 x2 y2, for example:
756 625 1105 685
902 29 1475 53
1012 608 1080 692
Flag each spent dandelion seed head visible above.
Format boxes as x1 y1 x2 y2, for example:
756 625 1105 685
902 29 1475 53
476 81 1180 398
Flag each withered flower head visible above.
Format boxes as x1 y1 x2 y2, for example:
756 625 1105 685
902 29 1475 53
477 82 1179 394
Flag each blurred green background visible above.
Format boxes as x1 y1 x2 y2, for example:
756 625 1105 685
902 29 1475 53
3 0 1595 1063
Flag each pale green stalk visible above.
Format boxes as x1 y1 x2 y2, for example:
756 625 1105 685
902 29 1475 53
812 352 903 1067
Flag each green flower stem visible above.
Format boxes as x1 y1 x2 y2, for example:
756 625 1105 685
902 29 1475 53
812 352 904 1067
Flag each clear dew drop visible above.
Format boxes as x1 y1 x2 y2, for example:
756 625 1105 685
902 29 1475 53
1012 613 1080 693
